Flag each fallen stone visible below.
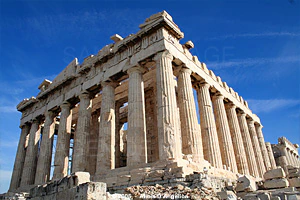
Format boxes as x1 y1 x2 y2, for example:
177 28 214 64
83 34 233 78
288 177 300 188
289 172 300 178
217 191 237 200
257 192 271 200
263 168 286 180
264 178 289 189
73 172 90 186
235 175 257 192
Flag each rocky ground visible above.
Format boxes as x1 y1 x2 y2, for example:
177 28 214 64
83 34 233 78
124 183 219 199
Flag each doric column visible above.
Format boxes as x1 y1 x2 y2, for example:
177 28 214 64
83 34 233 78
9 124 30 191
255 124 271 170
115 103 122 168
20 119 41 187
96 81 117 174
212 94 238 173
73 91 92 172
35 111 56 184
237 112 259 177
154 51 181 160
247 119 265 177
53 102 72 179
196 82 222 168
278 156 288 174
127 66 147 166
265 142 277 169
87 109 100 175
225 103 249 174
177 67 203 162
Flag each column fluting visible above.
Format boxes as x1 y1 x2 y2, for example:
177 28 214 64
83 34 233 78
72 91 92 172
212 94 238 173
225 103 249 174
20 119 41 187
96 81 117 174
255 124 272 170
127 66 147 166
196 82 222 168
9 124 30 190
247 119 266 177
35 111 56 184
154 51 182 160
177 67 203 162
265 142 277 169
53 102 72 179
237 112 259 177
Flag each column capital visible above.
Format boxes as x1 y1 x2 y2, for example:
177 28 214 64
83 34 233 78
247 119 255 127
255 123 263 129
195 81 210 89
31 118 40 124
179 67 192 75
44 110 56 118
225 102 236 109
212 92 224 101
237 111 246 117
154 50 173 61
127 65 147 74
60 101 71 109
101 80 119 88
79 90 91 99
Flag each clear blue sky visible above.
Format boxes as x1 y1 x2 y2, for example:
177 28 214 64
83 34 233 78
0 0 299 193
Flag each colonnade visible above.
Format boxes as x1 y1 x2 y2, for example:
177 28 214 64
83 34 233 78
9 51 276 191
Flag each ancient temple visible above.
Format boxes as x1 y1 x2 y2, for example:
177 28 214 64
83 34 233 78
9 11 295 193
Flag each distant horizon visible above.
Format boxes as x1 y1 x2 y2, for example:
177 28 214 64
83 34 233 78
1 0 299 193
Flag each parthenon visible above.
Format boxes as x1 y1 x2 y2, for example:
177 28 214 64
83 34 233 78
8 11 299 195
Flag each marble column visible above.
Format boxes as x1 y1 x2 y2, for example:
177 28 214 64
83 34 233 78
265 142 277 169
73 91 92 172
237 112 259 177
115 103 122 168
247 119 265 177
154 51 181 160
212 94 238 173
278 156 288 174
196 82 222 168
35 111 56 184
255 124 271 170
225 103 249 174
9 124 30 190
53 102 72 179
127 66 147 166
96 81 117 174
177 67 203 162
20 119 41 187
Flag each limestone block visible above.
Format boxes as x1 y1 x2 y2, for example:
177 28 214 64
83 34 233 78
148 170 165 178
235 175 257 192
289 172 300 178
264 168 286 180
73 172 90 186
286 194 300 200
288 177 300 187
270 197 281 200
217 190 237 200
244 194 260 200
57 176 71 192
86 182 106 200
264 178 289 189
45 180 58 195
117 174 131 183
289 168 299 174
56 188 76 200
257 193 271 200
